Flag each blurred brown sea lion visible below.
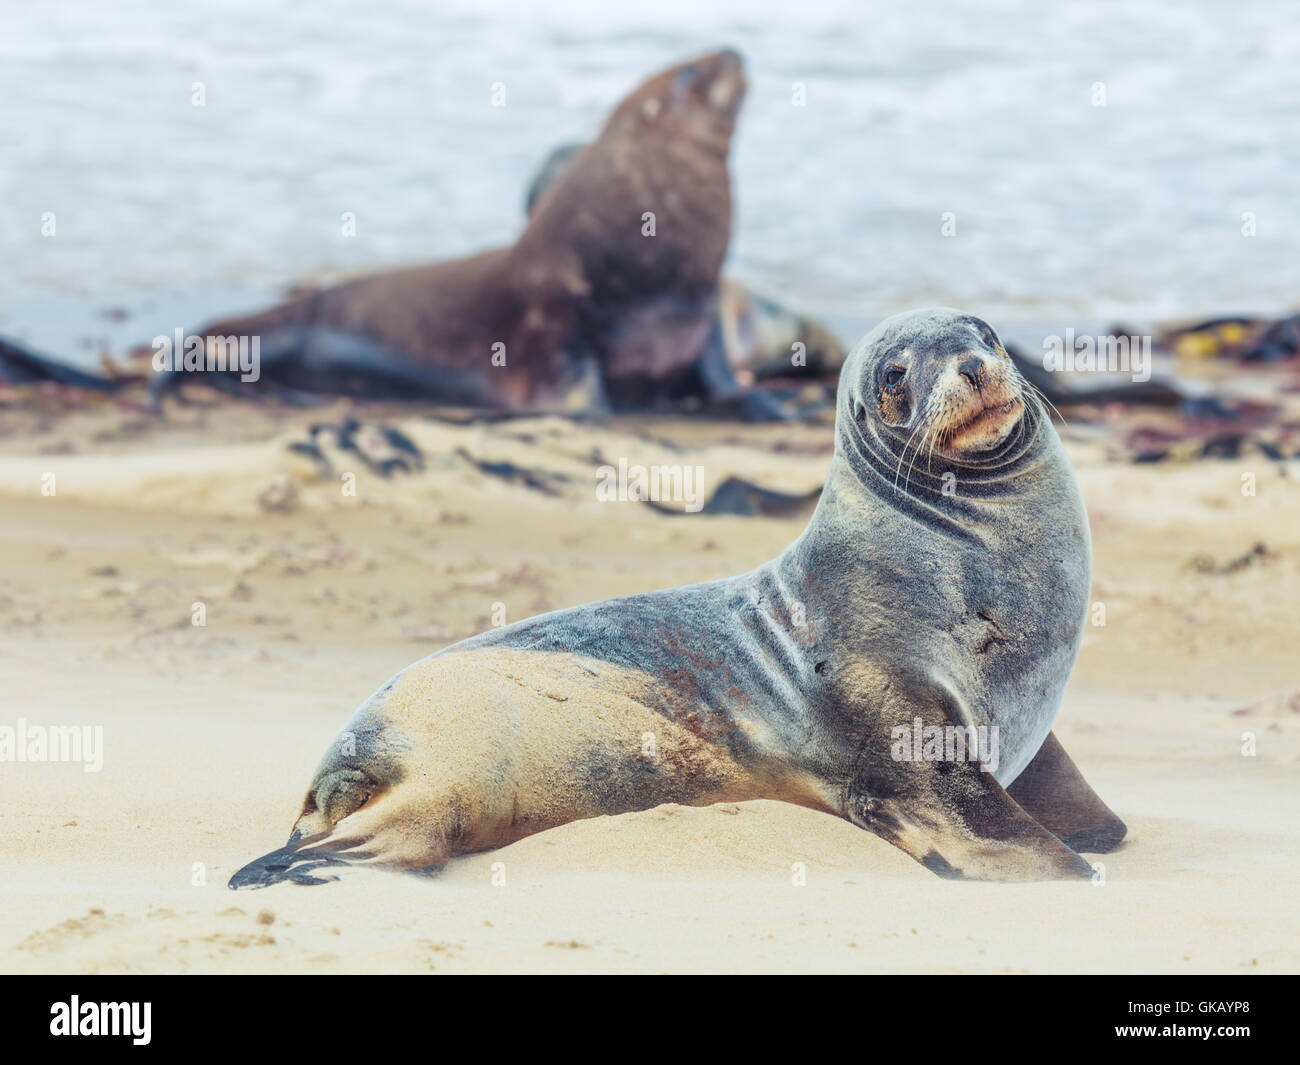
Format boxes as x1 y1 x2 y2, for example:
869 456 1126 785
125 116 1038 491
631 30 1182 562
149 49 807 418
524 141 846 391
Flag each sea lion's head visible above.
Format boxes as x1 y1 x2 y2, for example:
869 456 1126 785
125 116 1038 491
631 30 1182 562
840 308 1042 482
515 49 746 360
523 49 746 217
605 48 747 149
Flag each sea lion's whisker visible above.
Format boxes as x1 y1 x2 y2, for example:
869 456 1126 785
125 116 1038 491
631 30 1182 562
893 416 929 493
899 405 941 494
926 419 943 474
1022 381 1067 427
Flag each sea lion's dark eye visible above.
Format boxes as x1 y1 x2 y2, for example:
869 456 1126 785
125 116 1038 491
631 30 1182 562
884 368 905 388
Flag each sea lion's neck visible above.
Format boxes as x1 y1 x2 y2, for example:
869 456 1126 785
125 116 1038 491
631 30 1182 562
780 407 1073 582
848 407 1057 533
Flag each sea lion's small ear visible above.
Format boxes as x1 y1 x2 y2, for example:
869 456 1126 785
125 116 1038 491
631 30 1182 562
641 96 661 120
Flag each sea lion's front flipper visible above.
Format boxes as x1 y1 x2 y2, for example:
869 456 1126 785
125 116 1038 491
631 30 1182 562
1007 731 1127 854
848 763 1094 882
845 684 1094 881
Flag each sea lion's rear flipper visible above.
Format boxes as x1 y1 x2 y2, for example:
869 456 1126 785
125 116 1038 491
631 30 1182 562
228 831 350 889
1007 731 1127 854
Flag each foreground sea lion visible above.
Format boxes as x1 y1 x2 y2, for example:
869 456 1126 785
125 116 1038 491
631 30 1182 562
155 49 789 416
231 308 1125 888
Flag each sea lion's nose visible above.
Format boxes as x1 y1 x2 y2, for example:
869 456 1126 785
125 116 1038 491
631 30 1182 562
958 356 983 388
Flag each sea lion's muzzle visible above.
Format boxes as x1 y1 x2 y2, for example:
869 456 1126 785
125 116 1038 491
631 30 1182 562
706 49 746 112
933 351 1025 455
665 47 746 116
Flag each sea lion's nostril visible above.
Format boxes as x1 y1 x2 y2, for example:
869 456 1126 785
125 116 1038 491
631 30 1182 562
958 356 983 388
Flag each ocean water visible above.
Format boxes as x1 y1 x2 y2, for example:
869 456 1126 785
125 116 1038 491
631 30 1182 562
2 0 1297 363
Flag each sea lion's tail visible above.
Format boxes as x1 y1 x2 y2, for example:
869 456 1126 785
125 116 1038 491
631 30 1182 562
0 335 123 391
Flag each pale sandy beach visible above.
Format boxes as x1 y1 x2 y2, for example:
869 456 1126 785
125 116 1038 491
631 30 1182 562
1 400 1296 974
